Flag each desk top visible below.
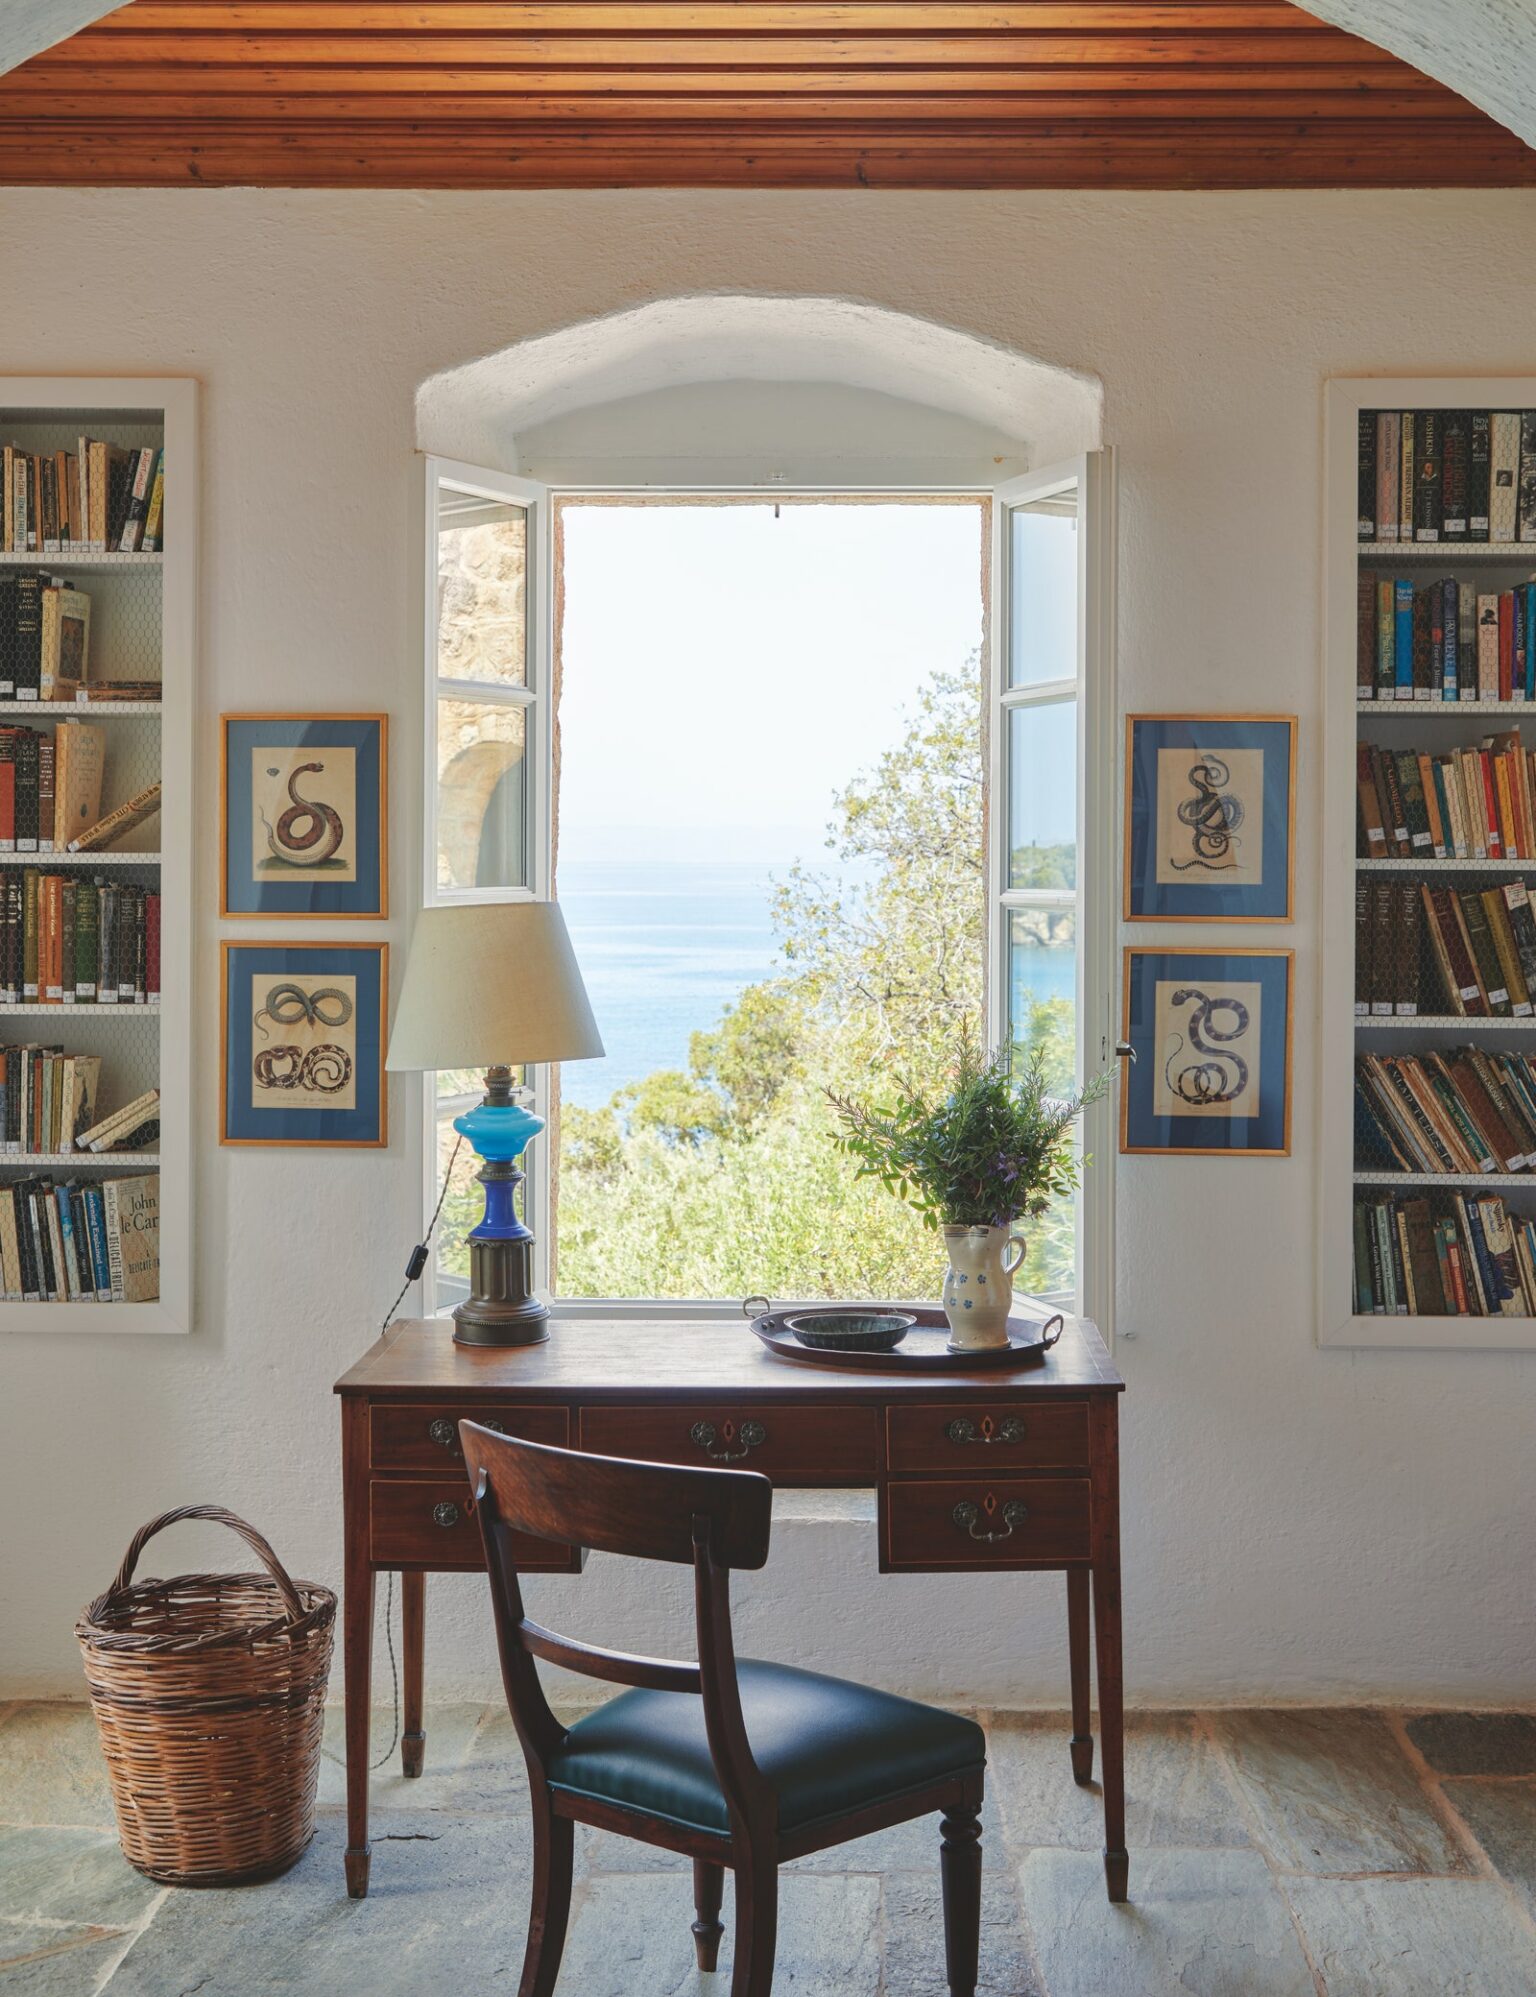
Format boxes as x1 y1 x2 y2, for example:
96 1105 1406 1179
335 1310 1122 1400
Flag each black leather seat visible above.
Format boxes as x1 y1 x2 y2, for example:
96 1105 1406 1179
547 1658 986 1838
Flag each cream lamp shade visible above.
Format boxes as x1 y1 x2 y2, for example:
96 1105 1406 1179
385 901 604 1072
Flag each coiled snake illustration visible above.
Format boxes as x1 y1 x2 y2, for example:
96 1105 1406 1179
1163 987 1249 1107
252 982 354 1095
260 761 344 868
1171 756 1242 872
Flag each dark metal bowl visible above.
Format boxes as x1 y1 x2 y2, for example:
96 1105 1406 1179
783 1310 915 1353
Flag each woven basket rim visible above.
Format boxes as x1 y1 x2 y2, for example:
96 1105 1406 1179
77 1570 336 1655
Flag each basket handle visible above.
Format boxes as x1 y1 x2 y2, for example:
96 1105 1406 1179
109 1505 305 1622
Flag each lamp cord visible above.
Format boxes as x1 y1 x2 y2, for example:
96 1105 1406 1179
381 1132 465 1338
322 1132 468 1778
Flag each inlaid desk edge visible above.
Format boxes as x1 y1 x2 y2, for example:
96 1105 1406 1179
334 1312 1127 1903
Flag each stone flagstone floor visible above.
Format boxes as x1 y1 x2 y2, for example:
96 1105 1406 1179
4 1699 1536 1993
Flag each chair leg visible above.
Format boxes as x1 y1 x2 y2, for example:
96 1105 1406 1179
692 1858 726 1971
939 1804 982 1997
729 1854 778 1997
518 1790 574 1997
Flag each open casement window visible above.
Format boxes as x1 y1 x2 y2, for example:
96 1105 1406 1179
422 457 553 1313
989 454 1117 1328
420 458 1114 1326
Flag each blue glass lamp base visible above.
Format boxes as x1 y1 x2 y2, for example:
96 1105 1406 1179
450 1088 550 1347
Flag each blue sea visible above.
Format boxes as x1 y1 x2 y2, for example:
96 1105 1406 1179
557 859 1074 1110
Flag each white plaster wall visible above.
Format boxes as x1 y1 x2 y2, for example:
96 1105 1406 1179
2 186 1535 1708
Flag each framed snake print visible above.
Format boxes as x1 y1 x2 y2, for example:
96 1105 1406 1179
220 941 388 1147
1120 947 1292 1157
1124 715 1295 921
220 714 387 918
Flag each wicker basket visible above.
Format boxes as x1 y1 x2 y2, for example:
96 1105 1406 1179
76 1504 336 1886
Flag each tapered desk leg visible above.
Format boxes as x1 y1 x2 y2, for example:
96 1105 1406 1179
342 1400 375 1899
1090 1400 1127 1903
401 1572 426 1778
1066 1568 1094 1784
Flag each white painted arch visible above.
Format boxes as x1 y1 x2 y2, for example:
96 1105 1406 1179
416 293 1102 487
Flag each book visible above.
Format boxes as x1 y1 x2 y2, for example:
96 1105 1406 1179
1520 414 1536 544
51 720 104 852
100 1172 158 1302
1376 412 1401 541
1492 412 1522 542
1414 410 1443 541
76 1087 160 1152
1442 412 1470 540
142 450 165 553
1358 411 1377 540
38 584 89 700
68 780 161 854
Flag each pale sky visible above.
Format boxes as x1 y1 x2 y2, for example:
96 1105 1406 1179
556 501 987 865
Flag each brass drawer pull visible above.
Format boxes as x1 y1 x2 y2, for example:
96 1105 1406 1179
432 1502 460 1529
690 1418 767 1462
946 1416 1025 1448
428 1416 504 1451
952 1499 1028 1543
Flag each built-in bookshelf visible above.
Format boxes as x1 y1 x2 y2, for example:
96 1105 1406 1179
1323 378 1536 1349
0 380 192 1334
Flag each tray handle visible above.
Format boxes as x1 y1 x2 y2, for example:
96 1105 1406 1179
1040 1312 1065 1351
742 1294 771 1322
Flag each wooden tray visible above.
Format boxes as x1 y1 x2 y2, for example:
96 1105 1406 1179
747 1305 1063 1372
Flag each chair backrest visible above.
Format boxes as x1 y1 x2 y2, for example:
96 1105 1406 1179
459 1421 775 1823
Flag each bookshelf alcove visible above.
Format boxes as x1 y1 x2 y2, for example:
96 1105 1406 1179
0 379 192 1333
1323 377 1536 1349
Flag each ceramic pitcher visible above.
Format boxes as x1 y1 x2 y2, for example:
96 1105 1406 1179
941 1223 1025 1351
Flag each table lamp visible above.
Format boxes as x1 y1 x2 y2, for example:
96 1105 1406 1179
386 901 604 1346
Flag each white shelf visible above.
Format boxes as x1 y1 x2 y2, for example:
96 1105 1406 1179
1333 1311 1536 1349
0 852 160 867
1356 1014 1536 1030
1323 377 1536 1349
0 1001 157 1016
1358 697 1534 714
0 551 161 570
0 701 160 717
1358 541 1536 560
0 375 192 1336
1353 1170 1536 1188
1357 856 1534 871
0 1299 171 1334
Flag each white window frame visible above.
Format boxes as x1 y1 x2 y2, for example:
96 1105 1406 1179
990 455 1117 1333
420 457 553 1310
419 468 1115 1331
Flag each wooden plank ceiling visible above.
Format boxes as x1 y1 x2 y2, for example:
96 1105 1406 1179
2 0 1533 190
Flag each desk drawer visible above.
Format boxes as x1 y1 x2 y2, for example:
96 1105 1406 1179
882 1477 1090 1571
886 1403 1089 1473
371 1402 568 1472
580 1404 878 1482
369 1478 577 1573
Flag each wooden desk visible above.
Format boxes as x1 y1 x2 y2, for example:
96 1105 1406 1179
334 1312 1127 1902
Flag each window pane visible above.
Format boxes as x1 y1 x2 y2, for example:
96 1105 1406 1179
436 488 527 688
1008 492 1078 689
435 696 527 893
1008 700 1076 890
1008 907 1078 1300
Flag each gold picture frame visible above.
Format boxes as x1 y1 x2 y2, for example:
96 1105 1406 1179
220 940 388 1148
220 711 388 920
1120 945 1293 1158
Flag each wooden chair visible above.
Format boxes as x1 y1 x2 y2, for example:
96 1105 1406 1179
460 1420 988 1997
